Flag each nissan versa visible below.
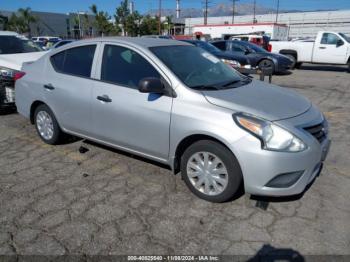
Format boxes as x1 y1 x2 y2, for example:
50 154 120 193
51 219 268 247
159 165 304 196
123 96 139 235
15 38 331 202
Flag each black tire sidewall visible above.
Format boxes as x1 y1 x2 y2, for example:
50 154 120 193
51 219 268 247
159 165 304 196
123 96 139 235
285 54 296 69
34 104 61 145
180 140 243 203
258 59 275 74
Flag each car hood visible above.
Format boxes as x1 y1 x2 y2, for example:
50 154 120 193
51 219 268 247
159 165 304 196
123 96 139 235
214 51 250 64
202 80 311 121
0 51 47 70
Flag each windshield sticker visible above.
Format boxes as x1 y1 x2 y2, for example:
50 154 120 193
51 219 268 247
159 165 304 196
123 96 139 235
201 52 220 63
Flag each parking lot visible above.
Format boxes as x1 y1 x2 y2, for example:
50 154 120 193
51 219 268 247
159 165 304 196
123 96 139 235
0 65 349 256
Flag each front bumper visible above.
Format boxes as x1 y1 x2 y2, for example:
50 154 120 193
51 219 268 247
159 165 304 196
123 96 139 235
230 109 330 197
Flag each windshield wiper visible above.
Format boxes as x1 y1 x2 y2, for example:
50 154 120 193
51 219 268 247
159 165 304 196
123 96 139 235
190 85 220 90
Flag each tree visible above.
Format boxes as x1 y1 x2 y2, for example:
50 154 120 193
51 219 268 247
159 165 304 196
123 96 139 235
139 15 159 36
7 14 26 33
89 4 116 36
165 16 173 35
0 13 9 30
115 0 129 36
125 11 142 36
18 7 37 37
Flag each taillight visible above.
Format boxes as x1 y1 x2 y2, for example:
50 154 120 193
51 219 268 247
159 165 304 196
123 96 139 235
14 71 26 81
267 44 272 52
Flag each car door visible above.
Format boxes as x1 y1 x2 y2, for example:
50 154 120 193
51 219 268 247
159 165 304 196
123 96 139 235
313 33 348 64
91 43 173 161
43 43 99 136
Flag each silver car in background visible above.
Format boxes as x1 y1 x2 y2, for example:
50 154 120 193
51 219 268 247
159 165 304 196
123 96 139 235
15 38 331 202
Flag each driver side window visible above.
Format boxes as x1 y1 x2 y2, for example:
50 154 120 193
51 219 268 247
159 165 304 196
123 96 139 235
100 45 160 89
321 33 340 45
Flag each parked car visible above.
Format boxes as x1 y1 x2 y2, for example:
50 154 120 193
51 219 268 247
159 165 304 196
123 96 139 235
16 38 330 202
141 35 175 40
180 40 254 74
0 31 46 112
50 39 75 49
269 31 350 71
212 40 293 74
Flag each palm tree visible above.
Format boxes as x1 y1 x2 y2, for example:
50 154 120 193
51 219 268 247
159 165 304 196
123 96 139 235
18 8 37 37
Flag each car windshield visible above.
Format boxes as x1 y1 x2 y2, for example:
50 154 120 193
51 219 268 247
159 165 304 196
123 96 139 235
150 45 245 89
339 33 350 43
0 36 44 54
236 41 268 53
195 41 221 53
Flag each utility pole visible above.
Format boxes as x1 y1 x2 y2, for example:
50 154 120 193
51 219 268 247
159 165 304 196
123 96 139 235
275 0 280 24
231 0 239 24
176 0 181 19
158 0 162 35
253 0 257 24
204 0 209 25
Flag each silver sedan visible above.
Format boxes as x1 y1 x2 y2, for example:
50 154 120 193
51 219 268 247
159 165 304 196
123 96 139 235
15 37 331 202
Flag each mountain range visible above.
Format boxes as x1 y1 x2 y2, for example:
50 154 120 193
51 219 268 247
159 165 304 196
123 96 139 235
147 2 282 18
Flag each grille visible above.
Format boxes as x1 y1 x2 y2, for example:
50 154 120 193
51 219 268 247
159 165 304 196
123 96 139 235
304 122 327 143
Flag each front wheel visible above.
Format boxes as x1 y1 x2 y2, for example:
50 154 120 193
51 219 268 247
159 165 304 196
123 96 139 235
258 59 275 75
347 62 350 73
34 104 63 145
180 140 243 202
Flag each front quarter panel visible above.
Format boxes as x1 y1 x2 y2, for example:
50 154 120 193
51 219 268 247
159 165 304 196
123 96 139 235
169 87 248 168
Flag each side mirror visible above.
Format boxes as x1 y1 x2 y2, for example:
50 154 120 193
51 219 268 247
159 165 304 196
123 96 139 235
138 77 165 94
336 39 344 47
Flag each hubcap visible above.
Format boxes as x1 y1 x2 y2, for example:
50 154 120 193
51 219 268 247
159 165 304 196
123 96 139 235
36 111 54 140
186 152 228 196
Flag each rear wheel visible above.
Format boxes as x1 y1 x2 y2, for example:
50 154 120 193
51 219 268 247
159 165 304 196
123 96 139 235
347 62 350 73
34 104 63 145
285 54 296 70
180 140 243 203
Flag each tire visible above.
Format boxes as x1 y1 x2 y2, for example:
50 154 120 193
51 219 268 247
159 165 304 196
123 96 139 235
295 62 303 69
285 54 296 70
180 140 243 203
258 59 275 75
347 62 350 73
34 104 63 145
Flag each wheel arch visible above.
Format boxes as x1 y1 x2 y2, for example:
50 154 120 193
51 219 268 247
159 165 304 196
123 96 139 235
279 49 298 60
30 100 46 124
172 133 236 174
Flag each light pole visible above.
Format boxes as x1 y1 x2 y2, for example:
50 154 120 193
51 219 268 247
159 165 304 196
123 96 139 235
77 11 86 38
253 0 257 24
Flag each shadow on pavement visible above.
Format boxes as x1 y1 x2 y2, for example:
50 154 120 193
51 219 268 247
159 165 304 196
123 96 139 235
298 64 348 72
247 244 304 262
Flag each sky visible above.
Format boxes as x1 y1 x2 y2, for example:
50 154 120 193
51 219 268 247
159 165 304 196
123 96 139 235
1 0 350 15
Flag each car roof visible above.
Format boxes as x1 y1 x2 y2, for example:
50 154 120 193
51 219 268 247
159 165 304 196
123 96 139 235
76 37 189 48
0 31 19 36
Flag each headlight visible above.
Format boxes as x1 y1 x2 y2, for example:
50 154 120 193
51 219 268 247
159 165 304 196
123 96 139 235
221 59 241 68
233 113 307 152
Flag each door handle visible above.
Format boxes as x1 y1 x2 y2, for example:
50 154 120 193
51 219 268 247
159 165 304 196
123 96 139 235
97 95 112 103
319 47 326 49
43 84 55 90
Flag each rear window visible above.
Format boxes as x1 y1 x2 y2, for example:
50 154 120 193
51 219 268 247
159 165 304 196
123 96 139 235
50 45 96 78
0 36 43 54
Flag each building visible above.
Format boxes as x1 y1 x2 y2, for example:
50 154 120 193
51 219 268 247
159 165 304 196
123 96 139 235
0 10 96 38
185 9 350 39
192 23 288 40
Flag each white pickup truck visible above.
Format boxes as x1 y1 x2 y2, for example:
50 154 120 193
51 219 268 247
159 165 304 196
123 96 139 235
270 31 350 72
